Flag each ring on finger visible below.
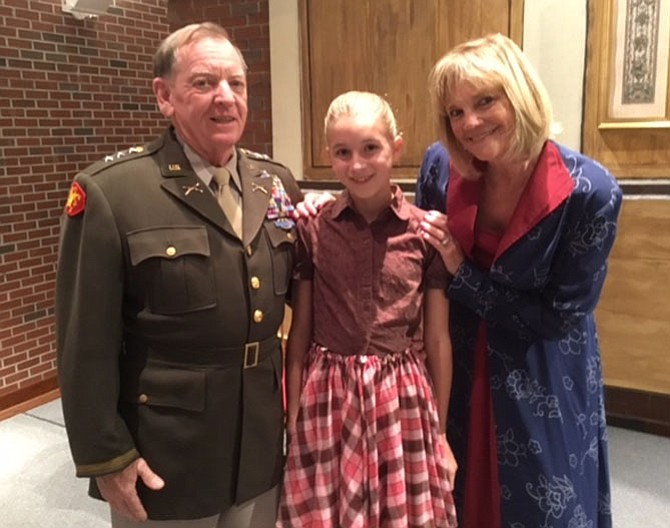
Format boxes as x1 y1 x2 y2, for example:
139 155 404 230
441 237 450 246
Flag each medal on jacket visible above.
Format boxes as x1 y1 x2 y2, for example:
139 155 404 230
265 175 295 230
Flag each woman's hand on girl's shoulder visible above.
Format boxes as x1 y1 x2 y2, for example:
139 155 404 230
420 210 465 275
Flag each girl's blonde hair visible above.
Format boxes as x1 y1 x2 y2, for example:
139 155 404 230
429 33 552 178
324 91 399 141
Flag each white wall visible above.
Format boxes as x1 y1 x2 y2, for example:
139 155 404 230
269 0 588 178
268 0 304 178
523 0 587 150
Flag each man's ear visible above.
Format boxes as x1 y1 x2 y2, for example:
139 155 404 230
152 77 174 118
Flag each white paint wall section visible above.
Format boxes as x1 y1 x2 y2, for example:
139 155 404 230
523 0 587 151
269 0 304 178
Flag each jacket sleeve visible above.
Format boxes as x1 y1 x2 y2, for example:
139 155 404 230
270 164 303 307
448 171 623 342
56 173 139 477
415 142 449 213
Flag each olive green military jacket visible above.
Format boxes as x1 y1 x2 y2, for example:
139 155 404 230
56 127 302 520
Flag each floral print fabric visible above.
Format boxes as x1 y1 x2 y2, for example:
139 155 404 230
416 141 621 527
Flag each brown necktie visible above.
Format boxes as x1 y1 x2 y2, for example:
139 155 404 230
212 168 242 238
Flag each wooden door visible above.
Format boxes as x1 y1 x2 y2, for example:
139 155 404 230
299 0 524 179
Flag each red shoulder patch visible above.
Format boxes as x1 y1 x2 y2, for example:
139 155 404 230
65 181 86 217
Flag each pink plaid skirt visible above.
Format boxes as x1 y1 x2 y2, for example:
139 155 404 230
277 345 457 528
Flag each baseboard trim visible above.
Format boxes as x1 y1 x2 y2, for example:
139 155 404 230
0 377 59 422
605 385 670 438
0 378 667 438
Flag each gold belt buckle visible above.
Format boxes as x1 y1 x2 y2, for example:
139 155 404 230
244 342 260 369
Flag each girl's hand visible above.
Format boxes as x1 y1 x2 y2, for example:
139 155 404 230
286 414 297 438
438 434 458 491
294 192 336 218
285 414 299 451
420 210 465 275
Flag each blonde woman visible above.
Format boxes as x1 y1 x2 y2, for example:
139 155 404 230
417 33 621 528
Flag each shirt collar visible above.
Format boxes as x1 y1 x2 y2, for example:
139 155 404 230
446 140 574 260
175 132 241 192
329 184 409 221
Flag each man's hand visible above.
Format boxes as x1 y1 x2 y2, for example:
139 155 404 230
96 458 164 521
294 191 335 219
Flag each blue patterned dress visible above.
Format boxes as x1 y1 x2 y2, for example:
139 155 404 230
415 141 621 528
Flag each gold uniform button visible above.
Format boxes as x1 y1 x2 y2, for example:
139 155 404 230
246 246 253 256
250 276 261 289
166 245 176 257
138 394 149 404
287 232 294 241
253 310 264 323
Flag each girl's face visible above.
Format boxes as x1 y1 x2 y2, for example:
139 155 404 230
326 112 403 203
445 81 515 166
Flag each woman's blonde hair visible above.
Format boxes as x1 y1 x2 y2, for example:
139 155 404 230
324 91 399 141
429 33 552 178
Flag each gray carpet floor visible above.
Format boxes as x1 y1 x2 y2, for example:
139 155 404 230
1 399 668 527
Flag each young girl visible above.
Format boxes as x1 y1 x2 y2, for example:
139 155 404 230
277 91 458 528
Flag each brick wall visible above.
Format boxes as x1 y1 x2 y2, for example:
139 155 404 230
0 0 273 410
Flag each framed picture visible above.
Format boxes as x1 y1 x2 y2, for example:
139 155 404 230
599 0 670 129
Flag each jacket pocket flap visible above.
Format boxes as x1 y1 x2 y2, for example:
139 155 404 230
265 223 296 249
127 226 210 266
123 361 206 412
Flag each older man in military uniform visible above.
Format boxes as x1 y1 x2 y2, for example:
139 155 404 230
56 23 302 528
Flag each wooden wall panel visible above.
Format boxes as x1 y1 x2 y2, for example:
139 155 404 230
597 199 670 394
304 0 441 169
438 0 514 55
583 0 670 178
291 180 670 430
300 0 522 180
